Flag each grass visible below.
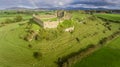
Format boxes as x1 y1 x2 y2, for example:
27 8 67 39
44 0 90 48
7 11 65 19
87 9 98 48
30 23 41 31
0 13 32 22
0 11 120 67
95 13 120 21
72 36 120 67
0 21 37 67
42 18 58 22
29 13 120 67
59 20 74 28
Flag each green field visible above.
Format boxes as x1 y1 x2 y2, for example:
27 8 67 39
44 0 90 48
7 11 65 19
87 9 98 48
0 14 31 21
72 36 120 67
95 13 120 21
0 11 120 67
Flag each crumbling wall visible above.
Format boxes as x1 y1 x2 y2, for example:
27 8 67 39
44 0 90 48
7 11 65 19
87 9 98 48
44 21 59 28
33 14 44 27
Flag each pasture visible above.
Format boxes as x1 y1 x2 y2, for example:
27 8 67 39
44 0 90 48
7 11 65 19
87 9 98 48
72 36 120 67
0 11 120 67
95 13 120 21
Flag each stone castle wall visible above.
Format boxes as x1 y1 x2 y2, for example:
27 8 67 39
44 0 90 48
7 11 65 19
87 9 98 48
44 21 59 28
33 14 59 29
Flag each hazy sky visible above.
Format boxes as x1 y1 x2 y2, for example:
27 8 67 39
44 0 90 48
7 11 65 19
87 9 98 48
0 0 120 9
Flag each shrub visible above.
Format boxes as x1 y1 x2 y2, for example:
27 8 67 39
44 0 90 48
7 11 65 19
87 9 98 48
35 34 41 41
119 28 120 30
99 37 108 45
103 30 106 33
19 23 25 26
107 27 111 31
57 43 95 67
4 18 13 23
33 51 42 59
75 18 81 22
83 36 87 38
70 31 74 34
76 37 80 42
88 16 96 20
83 21 86 24
96 24 98 25
14 15 23 22
105 22 110 25
28 44 32 48
87 44 95 48
24 33 32 41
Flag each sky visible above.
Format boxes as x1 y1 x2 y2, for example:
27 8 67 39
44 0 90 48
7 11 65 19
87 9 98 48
0 0 120 9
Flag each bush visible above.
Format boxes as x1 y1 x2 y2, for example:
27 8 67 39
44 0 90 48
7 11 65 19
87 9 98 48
83 21 86 24
28 44 32 48
35 34 41 41
76 37 80 42
4 18 13 23
87 44 95 48
57 43 95 67
33 51 42 59
107 27 111 31
99 37 108 45
119 28 120 30
105 22 110 25
96 24 98 25
103 30 106 33
75 18 81 22
14 15 23 22
88 16 96 20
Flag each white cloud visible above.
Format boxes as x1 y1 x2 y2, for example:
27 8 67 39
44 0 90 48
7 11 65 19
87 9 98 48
0 0 120 9
28 0 73 7
17 5 34 8
106 0 120 4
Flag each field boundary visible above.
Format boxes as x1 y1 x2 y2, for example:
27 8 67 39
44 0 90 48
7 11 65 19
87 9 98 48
56 31 120 67
96 16 120 23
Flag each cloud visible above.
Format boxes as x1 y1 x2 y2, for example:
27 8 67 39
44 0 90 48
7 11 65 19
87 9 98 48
106 0 120 4
0 0 120 9
68 0 120 9
31 0 73 7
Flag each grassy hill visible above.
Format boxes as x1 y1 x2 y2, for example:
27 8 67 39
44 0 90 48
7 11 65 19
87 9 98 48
0 11 120 67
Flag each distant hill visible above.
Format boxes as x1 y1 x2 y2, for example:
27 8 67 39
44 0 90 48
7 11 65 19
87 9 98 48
5 7 31 10
3 7 119 11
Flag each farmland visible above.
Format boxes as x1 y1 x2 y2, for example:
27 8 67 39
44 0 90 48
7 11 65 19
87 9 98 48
72 36 120 67
0 10 120 67
95 14 120 22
